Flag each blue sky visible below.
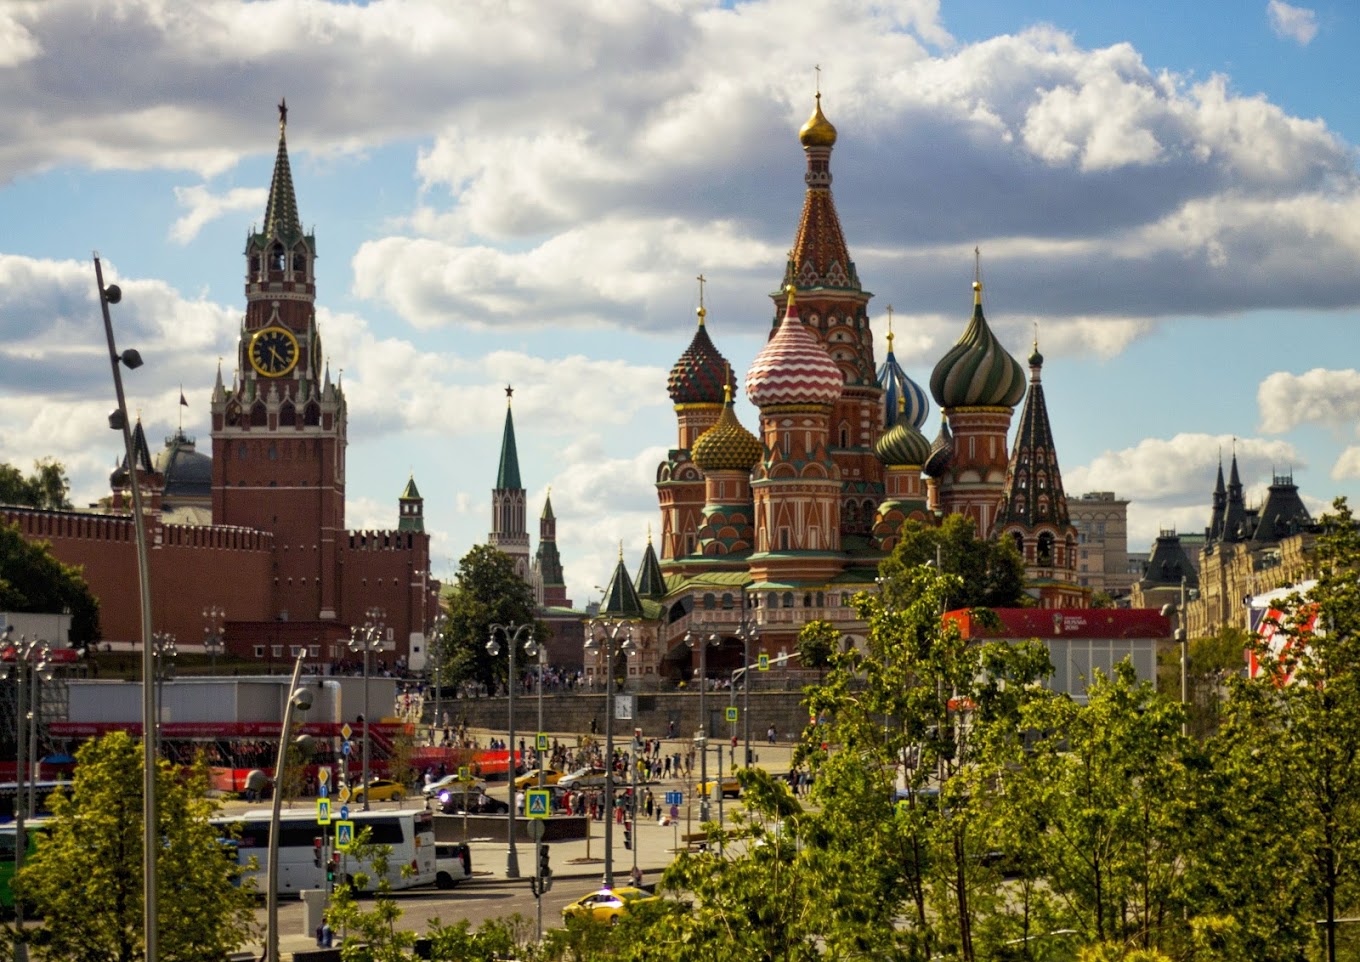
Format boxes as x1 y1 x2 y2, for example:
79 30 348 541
1 0 1358 606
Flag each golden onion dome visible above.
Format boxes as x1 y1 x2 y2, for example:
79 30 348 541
799 93 837 148
692 384 762 472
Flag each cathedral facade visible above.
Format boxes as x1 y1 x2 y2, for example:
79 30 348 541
592 97 1086 689
2 106 439 667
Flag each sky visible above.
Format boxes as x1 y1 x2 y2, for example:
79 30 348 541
2 0 1359 608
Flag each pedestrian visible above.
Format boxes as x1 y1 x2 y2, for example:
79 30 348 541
667 718 675 738
767 725 777 744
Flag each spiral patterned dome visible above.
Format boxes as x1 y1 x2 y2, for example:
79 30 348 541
746 289 843 408
929 281 1026 409
799 93 838 148
877 329 929 430
667 306 734 405
923 413 954 479
875 418 931 467
692 386 762 472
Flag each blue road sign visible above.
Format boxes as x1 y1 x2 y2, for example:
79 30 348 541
536 732 549 751
335 820 354 852
319 783 329 799
526 789 551 818
665 791 683 806
725 706 739 723
341 740 352 756
340 805 349 820
317 798 331 825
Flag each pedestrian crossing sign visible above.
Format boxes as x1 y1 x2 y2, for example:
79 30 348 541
725 706 739 723
335 820 355 852
757 653 770 671
458 766 469 782
536 732 548 751
317 798 331 825
526 789 550 818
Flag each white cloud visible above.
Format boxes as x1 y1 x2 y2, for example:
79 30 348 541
1267 1 1319 46
1258 368 1360 434
1332 447 1360 481
170 185 267 243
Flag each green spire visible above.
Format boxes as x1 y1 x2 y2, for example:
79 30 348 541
635 531 665 600
496 385 522 490
400 474 422 501
262 99 304 243
599 542 644 618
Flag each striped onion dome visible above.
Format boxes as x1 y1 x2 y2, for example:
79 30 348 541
746 288 843 408
877 328 929 430
929 280 1025 409
875 417 931 467
667 305 734 405
922 413 954 479
692 384 762 472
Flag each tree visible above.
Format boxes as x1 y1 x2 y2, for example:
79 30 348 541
796 619 836 683
13 732 257 962
0 520 100 648
441 545 540 694
876 514 1028 613
0 459 72 511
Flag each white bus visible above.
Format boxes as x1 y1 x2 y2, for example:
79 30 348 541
211 808 437 896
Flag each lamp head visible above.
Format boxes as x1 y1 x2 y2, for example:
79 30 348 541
108 408 127 430
292 688 314 711
119 348 143 369
524 639 539 659
1160 604 1175 618
486 637 501 657
103 284 121 304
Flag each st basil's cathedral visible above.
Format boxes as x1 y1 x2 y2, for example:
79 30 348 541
587 95 1087 687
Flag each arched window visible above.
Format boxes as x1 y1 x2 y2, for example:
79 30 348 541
845 501 859 525
292 252 306 275
270 243 285 272
721 592 733 609
803 593 812 608
840 426 849 447
782 592 794 609
1012 531 1024 556
703 593 716 610
1038 532 1055 565
816 591 824 607
250 254 261 277
279 403 296 427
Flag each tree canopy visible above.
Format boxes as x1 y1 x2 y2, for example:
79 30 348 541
876 513 1028 612
13 732 257 962
0 520 100 647
0 460 72 512
439 544 541 693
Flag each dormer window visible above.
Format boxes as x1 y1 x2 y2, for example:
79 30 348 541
270 243 285 272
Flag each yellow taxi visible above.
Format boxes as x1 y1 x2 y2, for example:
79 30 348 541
699 775 741 799
561 886 659 924
350 778 406 803
513 768 564 790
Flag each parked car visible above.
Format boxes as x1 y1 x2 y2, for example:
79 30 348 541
350 778 406 803
699 775 742 799
557 767 622 789
561 886 659 924
512 768 563 790
423 773 486 798
434 842 472 889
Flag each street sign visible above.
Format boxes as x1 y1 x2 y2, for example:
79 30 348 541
338 786 351 804
665 791 683 806
527 819 546 842
317 798 331 825
318 767 330 784
536 732 548 751
341 740 352 756
340 723 353 740
725 706 739 723
614 694 634 720
335 820 354 852
319 783 329 799
525 789 550 818
757 653 770 671
458 765 469 782
340 805 349 820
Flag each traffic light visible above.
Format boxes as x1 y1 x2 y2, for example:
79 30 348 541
623 820 632 850
327 852 340 884
538 843 552 892
313 836 324 869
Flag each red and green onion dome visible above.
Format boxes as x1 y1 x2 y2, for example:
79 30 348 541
923 413 954 479
875 418 931 468
667 306 734 405
692 385 762 472
746 288 843 407
929 280 1026 409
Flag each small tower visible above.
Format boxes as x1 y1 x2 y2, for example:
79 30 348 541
692 383 762 556
871 398 932 551
635 530 667 599
532 491 571 608
398 475 424 533
929 271 1026 536
489 386 530 580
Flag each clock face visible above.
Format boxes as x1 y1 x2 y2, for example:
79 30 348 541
249 326 300 378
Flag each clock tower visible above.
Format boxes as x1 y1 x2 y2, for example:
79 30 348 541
211 101 347 621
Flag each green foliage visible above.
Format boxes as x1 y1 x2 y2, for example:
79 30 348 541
0 460 72 511
876 513 1028 612
0 520 101 647
796 619 836 677
12 732 256 962
441 544 541 692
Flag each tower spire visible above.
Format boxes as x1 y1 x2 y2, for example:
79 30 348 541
490 384 529 578
262 99 303 243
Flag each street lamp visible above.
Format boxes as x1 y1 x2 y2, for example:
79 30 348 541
203 606 225 672
1 627 51 962
584 618 635 889
265 653 314 962
1161 575 1190 738
348 607 385 811
429 612 447 746
734 620 759 769
95 255 159 962
684 628 719 824
487 623 536 879
152 632 177 758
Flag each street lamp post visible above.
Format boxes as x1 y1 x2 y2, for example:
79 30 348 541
152 632 177 758
348 608 385 811
265 652 313 962
26 645 53 819
2 627 50 962
429 612 447 746
487 623 537 879
584 618 635 889
1160 576 1190 738
203 606 225 672
735 621 759 769
684 629 718 824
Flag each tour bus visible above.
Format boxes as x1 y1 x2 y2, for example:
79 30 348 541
211 808 436 896
0 782 71 823
0 819 50 911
